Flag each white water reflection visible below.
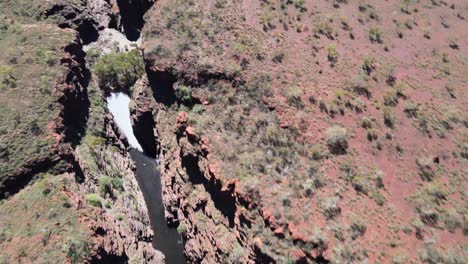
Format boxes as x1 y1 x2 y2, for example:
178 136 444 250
107 92 143 151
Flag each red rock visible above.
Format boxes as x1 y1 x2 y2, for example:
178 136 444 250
177 111 188 124
200 137 210 152
176 111 188 132
253 237 263 248
273 227 284 237
185 126 196 137
290 249 307 263
288 224 308 243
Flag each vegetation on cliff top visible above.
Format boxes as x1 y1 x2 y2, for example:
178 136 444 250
0 18 75 180
142 0 467 262
94 49 145 93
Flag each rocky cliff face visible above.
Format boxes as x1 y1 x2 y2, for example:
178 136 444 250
0 0 162 262
130 73 260 263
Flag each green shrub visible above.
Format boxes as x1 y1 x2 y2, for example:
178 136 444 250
177 223 187 235
286 86 303 109
175 84 192 104
98 176 112 196
84 135 106 147
350 219 367 240
191 104 204 114
362 56 375 74
404 101 419 118
383 90 398 106
272 50 285 63
367 128 378 141
85 194 102 208
326 126 348 154
416 157 435 181
369 27 382 43
373 191 386 206
419 245 442 264
383 107 395 128
111 178 124 192
63 238 90 264
94 49 144 91
320 197 341 219
326 44 339 64
361 116 373 128
293 0 306 11
444 209 461 232
461 144 468 159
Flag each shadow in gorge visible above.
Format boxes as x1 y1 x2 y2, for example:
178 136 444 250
131 110 157 158
146 68 177 106
129 149 186 264
61 43 91 147
181 153 237 228
116 0 154 41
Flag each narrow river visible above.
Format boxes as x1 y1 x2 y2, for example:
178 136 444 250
107 92 186 264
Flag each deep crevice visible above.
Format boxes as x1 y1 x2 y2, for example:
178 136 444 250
89 247 129 264
131 111 157 158
60 42 91 147
0 158 60 199
147 69 177 106
181 152 237 227
116 0 155 41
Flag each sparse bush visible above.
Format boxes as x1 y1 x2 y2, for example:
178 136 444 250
310 228 329 251
368 27 382 43
286 86 303 109
383 90 398 106
444 210 461 232
361 116 373 128
85 193 102 208
320 197 341 219
461 144 468 159
347 74 371 98
314 17 334 39
367 128 378 141
383 107 395 128
326 45 339 64
404 101 419 118
64 238 90 263
272 50 285 63
416 157 435 181
449 39 458 49
326 126 348 154
362 56 375 74
373 191 386 206
410 217 424 238
419 245 442 264
350 219 367 240
293 0 306 11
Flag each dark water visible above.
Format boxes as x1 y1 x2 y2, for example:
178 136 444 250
129 149 186 264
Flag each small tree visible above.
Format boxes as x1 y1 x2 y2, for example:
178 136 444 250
94 49 144 92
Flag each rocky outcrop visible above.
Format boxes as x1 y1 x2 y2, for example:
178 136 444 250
129 70 265 263
44 0 118 44
130 77 158 157
72 124 164 262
